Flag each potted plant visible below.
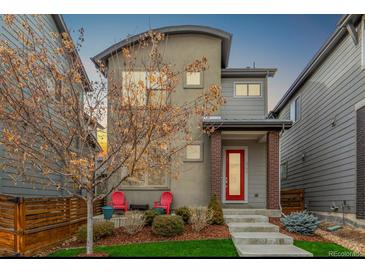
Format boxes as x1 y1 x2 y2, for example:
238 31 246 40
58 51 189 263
102 206 114 220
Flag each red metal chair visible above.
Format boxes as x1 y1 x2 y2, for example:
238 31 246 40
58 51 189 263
153 191 173 214
108 191 128 213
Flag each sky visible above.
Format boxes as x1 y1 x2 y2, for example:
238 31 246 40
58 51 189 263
64 14 341 113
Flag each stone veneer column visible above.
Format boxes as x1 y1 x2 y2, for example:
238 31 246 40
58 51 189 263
210 131 222 200
267 131 280 209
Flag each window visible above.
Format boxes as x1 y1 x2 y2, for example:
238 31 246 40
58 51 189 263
234 83 261 97
184 142 203 162
122 168 169 188
280 162 288 181
290 96 301 123
122 71 167 106
184 71 203 88
360 17 365 68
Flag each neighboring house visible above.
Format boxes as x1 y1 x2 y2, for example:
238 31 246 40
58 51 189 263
0 14 92 197
270 14 365 225
92 25 292 211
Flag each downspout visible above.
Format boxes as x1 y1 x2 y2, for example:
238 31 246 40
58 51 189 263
279 123 285 216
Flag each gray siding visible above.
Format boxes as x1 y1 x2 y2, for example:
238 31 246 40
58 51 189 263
0 15 70 197
221 78 267 119
278 32 365 214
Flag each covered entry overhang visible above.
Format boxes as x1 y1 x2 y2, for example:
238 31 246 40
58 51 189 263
203 118 292 209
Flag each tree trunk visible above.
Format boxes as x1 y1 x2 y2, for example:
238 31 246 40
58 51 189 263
86 190 94 255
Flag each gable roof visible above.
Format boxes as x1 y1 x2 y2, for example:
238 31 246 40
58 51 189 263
91 25 233 70
270 14 363 116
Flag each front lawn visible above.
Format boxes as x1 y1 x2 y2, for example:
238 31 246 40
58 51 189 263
49 239 238 257
294 240 359 257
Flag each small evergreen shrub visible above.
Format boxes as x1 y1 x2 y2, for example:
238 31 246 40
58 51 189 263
123 211 145 235
189 207 213 232
152 215 184 237
281 211 320 235
77 221 114 243
144 209 161 226
175 207 191 224
208 194 224 225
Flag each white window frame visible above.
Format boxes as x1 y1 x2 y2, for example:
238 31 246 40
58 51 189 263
184 71 204 89
290 96 301 124
233 82 262 98
184 141 204 162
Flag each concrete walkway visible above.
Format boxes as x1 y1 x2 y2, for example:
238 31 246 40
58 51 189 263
223 209 312 257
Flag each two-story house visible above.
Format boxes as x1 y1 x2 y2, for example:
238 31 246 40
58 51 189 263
270 14 365 227
92 25 292 213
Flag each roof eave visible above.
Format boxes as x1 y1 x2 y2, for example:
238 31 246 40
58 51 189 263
52 15 92 92
203 119 292 130
92 25 233 71
221 68 277 78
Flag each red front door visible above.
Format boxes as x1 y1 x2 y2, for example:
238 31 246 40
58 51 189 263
225 150 245 201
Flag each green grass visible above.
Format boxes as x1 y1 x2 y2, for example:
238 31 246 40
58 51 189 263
294 240 359 257
49 239 238 257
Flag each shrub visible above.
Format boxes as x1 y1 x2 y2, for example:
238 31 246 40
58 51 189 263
144 209 161 226
281 211 320 235
123 211 145 235
208 194 224 225
152 215 184 237
189 207 213 232
77 221 114 243
175 207 191 224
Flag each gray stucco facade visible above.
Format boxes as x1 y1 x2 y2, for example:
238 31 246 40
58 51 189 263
94 25 289 210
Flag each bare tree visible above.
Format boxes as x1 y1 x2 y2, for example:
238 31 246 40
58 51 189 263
0 15 224 254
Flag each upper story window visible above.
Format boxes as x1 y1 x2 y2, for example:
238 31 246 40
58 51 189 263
234 82 261 97
290 96 301 123
122 71 167 105
184 71 203 88
361 16 365 68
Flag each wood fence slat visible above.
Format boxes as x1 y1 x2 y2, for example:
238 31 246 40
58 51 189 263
281 189 305 214
0 194 104 255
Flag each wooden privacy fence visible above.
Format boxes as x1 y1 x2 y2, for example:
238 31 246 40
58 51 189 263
0 194 104 255
281 189 305 214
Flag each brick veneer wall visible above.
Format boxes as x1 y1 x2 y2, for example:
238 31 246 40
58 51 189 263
357 106 365 219
267 131 280 209
210 131 222 200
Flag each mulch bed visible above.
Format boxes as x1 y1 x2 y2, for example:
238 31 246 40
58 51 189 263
62 224 231 249
316 222 365 256
319 222 365 245
269 217 326 242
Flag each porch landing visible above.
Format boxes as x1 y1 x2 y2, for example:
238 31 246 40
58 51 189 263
223 209 312 257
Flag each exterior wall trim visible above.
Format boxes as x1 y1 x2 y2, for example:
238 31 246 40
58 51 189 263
355 98 365 111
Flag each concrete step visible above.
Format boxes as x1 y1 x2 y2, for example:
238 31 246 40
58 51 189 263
223 208 281 217
228 223 279 233
224 214 268 223
232 232 293 245
235 244 313 257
